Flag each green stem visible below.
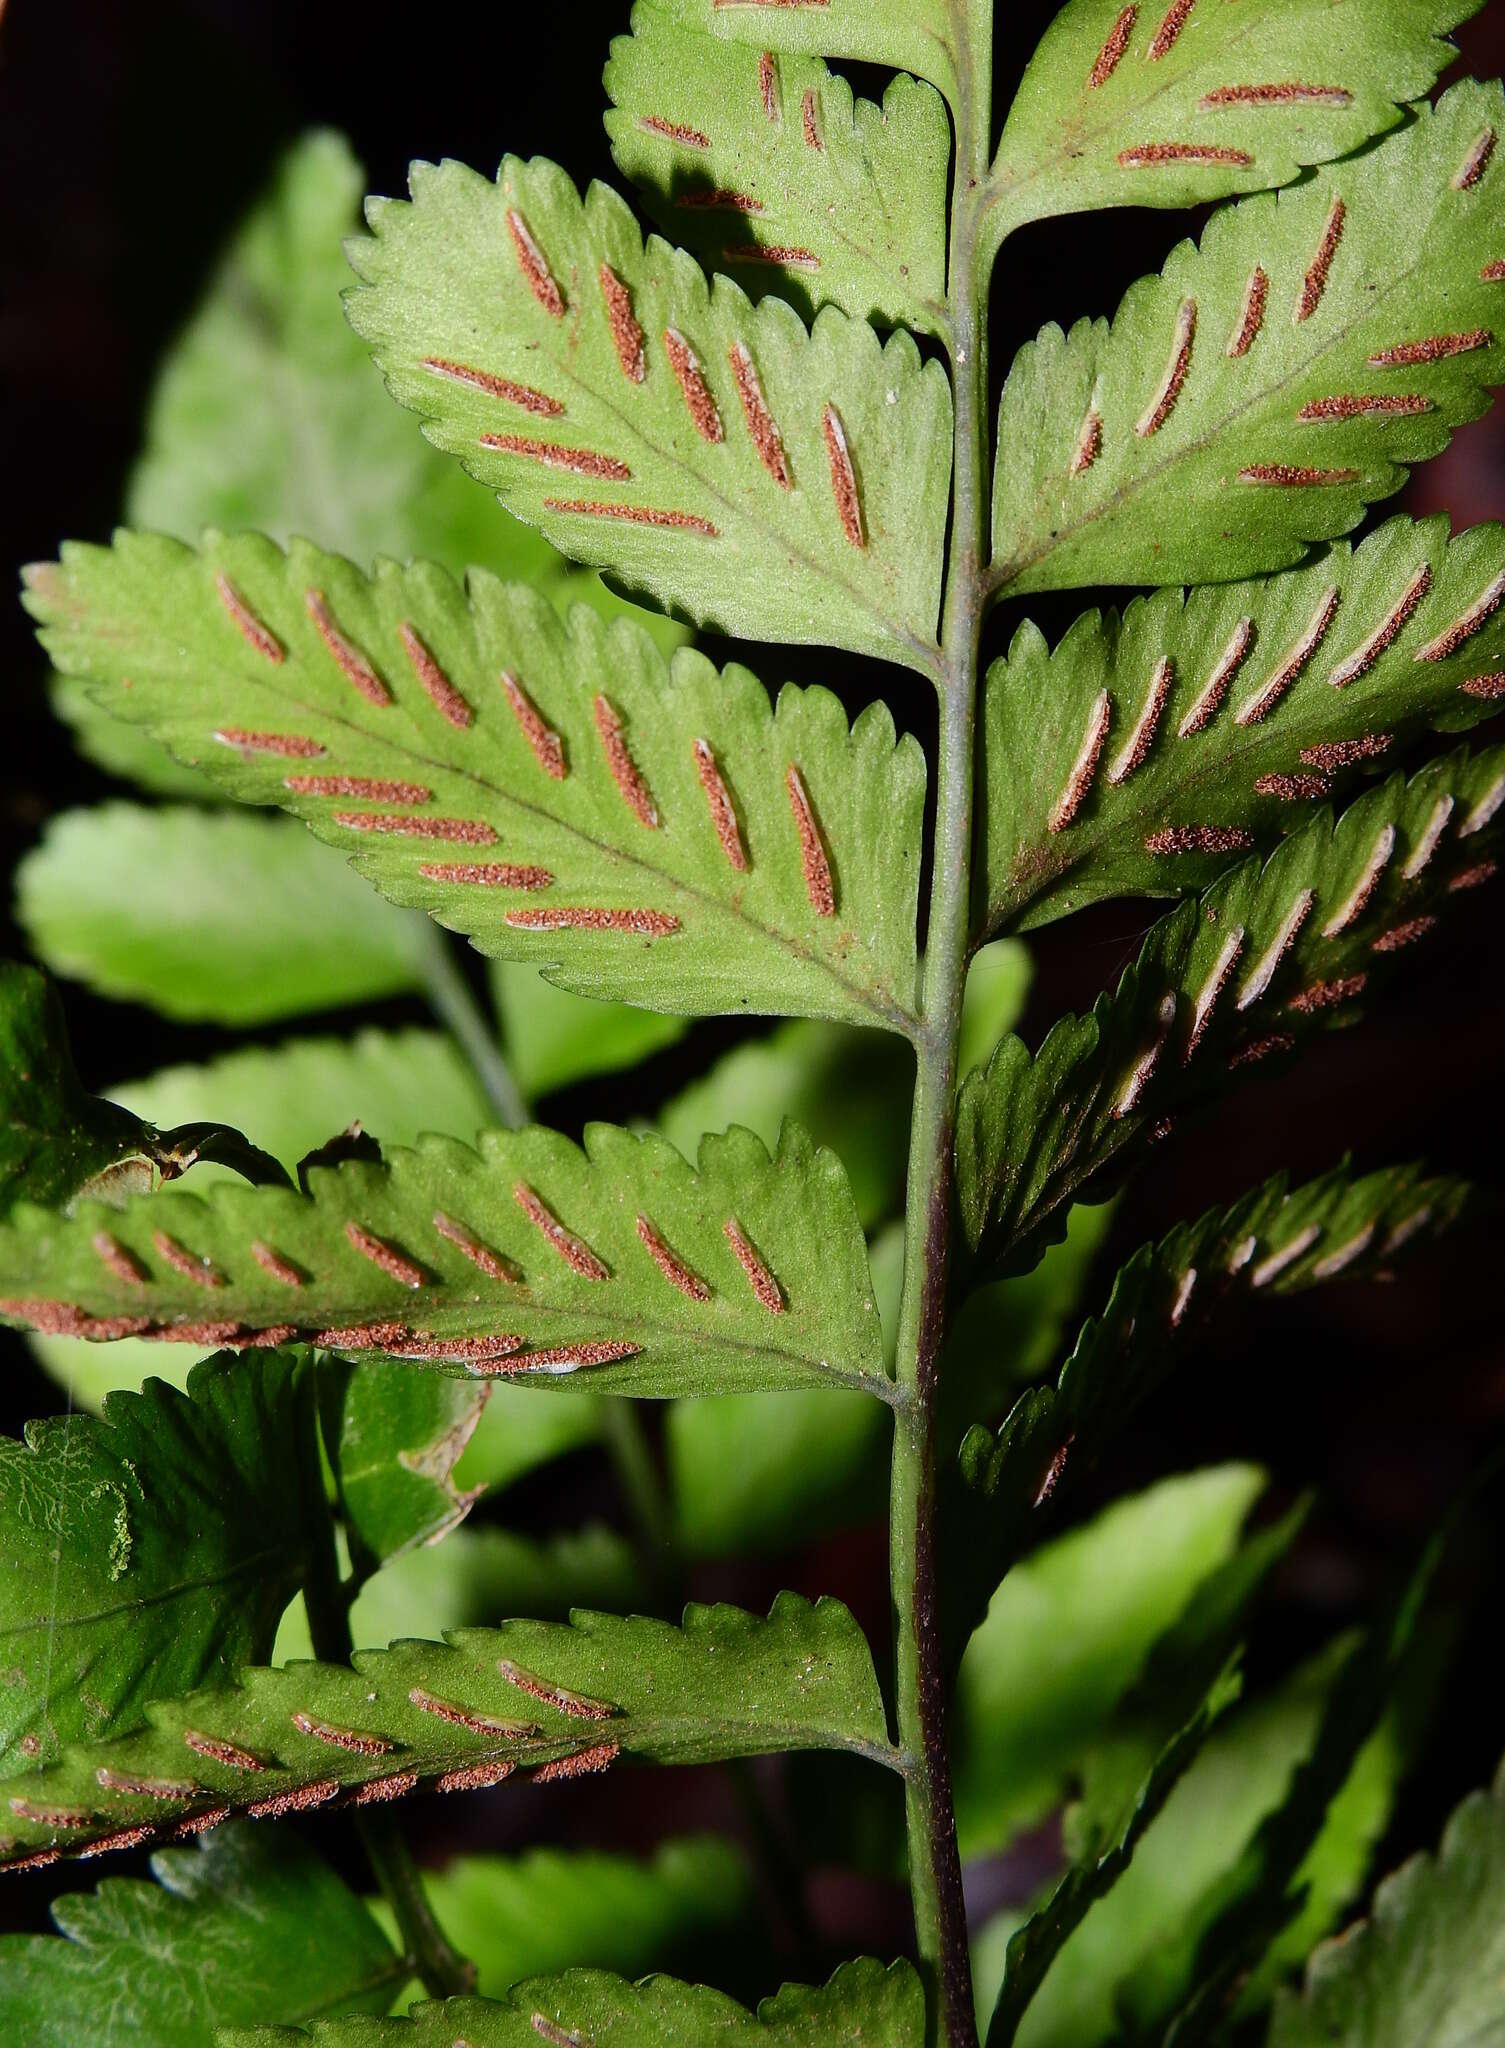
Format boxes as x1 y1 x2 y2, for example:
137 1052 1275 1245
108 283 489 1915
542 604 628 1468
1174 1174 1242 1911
418 924 528 1131
297 1371 475 2000
891 116 993 2048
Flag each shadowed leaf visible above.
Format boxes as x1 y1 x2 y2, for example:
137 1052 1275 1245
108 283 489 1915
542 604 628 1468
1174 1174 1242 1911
226 1956 924 2047
606 4 950 336
1268 1754 1505 2047
956 745 1505 1277
0 1353 315 1777
0 1826 401 2044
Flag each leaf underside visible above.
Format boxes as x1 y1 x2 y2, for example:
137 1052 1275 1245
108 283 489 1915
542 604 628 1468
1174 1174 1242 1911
0 1118 889 1400
232 1957 924 2046
956 743 1505 1276
988 0 1480 238
980 513 1505 935
0 1353 314 1777
344 155 952 667
947 1162 1467 1661
26 533 924 1031
1268 1754 1505 2047
606 3 950 337
645 0 979 115
0 1595 894 1870
992 79 1505 595
0 1826 401 2045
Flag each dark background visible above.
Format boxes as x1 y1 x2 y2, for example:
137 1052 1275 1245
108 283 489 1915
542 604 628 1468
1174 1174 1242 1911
2 0 1504 1984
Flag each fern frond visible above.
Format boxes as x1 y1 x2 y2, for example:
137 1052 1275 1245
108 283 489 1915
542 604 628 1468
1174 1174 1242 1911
344 157 951 668
606 4 950 336
0 1120 889 1400
987 0 1480 241
0 1354 314 1775
25 533 924 1031
0 1596 896 1872
992 79 1505 596
980 514 1505 935
946 1163 1468 1665
956 744 1504 1275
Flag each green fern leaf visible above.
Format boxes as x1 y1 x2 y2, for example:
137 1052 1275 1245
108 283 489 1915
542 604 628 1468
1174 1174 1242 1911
645 0 987 115
981 515 1505 936
18 807 432 1028
1268 1755 1505 2047
986 0 1479 246
0 1827 402 2044
391 1838 753 2001
0 1353 315 1777
0 1118 889 1400
0 1595 895 1871
991 79 1505 597
956 744 1505 1275
952 1466 1274 1862
985 1660 1245 2048
946 1164 1467 1666
26 534 923 1031
226 1957 923 2047
605 4 950 336
1 963 154 1212
343 158 951 668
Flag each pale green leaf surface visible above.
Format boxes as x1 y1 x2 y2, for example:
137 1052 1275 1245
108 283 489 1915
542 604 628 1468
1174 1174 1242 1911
0 962 151 1214
17 807 430 1028
956 746 1505 1276
0 1826 402 2045
369 1838 754 2002
986 1658 1246 2046
981 515 1505 936
321 1356 487 1567
113 1029 495 1183
668 1387 889 1559
229 1957 923 2048
57 132 681 803
28 534 925 1030
344 157 952 668
605 4 950 336
0 1120 887 1401
979 1645 1349 2048
1268 1755 1505 2048
0 1594 895 1869
452 1383 608 1499
0 1353 313 1778
948 1163 1466 1657
489 961 687 1102
986 0 1479 247
25 1028 494 1421
128 132 561 592
952 1465 1263 1861
657 1023 910 1231
649 0 986 114
1156 1519 1451 2042
51 675 219 801
273 1525 642 1665
991 81 1505 597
